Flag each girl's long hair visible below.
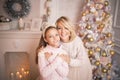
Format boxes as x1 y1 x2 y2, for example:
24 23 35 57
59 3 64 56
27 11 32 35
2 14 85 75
35 26 57 64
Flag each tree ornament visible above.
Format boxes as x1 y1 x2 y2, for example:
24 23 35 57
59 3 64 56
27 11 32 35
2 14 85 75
95 60 100 66
82 12 86 16
86 24 92 30
97 23 105 32
89 37 94 42
106 32 112 37
102 51 107 57
102 68 108 73
107 63 112 69
104 1 109 6
95 47 101 52
110 50 115 55
88 49 94 56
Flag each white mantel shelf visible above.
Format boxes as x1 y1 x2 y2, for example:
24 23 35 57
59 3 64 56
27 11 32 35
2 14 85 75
0 30 42 39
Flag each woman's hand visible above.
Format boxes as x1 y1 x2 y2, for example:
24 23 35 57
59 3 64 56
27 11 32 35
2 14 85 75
59 54 70 64
45 52 53 60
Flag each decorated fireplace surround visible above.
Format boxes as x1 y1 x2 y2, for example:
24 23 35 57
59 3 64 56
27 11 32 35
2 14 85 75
0 31 41 80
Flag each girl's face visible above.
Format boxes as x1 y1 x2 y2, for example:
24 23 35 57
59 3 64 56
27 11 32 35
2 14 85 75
57 22 71 42
45 28 60 48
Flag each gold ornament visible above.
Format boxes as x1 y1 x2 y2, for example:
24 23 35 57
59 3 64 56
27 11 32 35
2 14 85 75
107 63 112 69
102 52 107 57
82 12 86 16
95 47 101 52
89 37 94 42
88 49 93 56
99 23 105 28
110 50 115 55
106 33 112 37
102 68 108 73
86 24 92 30
97 23 105 32
95 61 100 66
104 1 109 6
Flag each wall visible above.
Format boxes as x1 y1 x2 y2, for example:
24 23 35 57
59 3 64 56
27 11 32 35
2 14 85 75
111 0 120 54
0 0 85 80
47 0 85 24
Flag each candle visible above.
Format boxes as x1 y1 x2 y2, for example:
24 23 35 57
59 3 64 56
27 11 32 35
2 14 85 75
19 18 24 30
10 72 15 80
16 71 20 80
21 68 24 72
16 71 20 75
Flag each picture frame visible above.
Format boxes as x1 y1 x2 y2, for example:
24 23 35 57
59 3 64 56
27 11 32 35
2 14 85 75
24 20 31 31
31 18 42 31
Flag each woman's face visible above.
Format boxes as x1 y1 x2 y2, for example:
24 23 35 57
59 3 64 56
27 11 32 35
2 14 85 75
57 22 71 42
45 28 60 48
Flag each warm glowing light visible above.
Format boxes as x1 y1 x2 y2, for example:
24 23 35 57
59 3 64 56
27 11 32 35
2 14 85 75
16 71 20 75
21 68 24 71
19 74 22 79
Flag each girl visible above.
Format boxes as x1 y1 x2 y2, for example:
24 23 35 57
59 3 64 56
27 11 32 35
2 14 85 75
38 26 69 80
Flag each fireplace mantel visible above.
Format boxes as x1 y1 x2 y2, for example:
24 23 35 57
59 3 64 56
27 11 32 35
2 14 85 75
0 30 41 39
0 30 41 80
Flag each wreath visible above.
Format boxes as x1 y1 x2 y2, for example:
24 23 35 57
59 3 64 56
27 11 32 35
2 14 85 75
4 0 31 19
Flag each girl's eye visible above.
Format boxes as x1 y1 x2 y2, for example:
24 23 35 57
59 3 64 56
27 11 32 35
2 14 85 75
48 35 52 38
55 34 59 36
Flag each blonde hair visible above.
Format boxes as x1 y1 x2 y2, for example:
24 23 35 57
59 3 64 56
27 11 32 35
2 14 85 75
55 16 76 42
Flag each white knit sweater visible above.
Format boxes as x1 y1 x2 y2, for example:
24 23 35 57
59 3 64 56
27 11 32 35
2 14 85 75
61 36 92 80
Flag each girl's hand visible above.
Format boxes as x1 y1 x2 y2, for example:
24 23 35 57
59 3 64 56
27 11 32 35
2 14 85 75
45 52 53 60
59 54 70 64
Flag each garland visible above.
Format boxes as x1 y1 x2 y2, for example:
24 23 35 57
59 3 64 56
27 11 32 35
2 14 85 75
4 0 31 19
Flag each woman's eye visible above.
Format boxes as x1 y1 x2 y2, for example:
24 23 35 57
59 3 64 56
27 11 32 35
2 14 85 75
57 27 61 30
65 27 68 30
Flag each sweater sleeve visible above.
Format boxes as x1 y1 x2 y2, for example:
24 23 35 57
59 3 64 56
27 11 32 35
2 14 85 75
38 52 63 78
70 37 88 67
55 59 69 77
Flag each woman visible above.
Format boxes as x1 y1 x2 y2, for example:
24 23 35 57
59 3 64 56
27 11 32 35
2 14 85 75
55 16 92 80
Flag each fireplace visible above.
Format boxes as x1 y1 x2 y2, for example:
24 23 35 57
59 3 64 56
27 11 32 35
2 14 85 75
0 31 41 80
5 52 30 80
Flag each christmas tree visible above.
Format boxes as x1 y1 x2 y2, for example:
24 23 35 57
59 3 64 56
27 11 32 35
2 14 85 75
77 0 115 79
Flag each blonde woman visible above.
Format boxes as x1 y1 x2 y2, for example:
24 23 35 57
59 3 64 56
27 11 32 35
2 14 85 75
55 16 92 80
